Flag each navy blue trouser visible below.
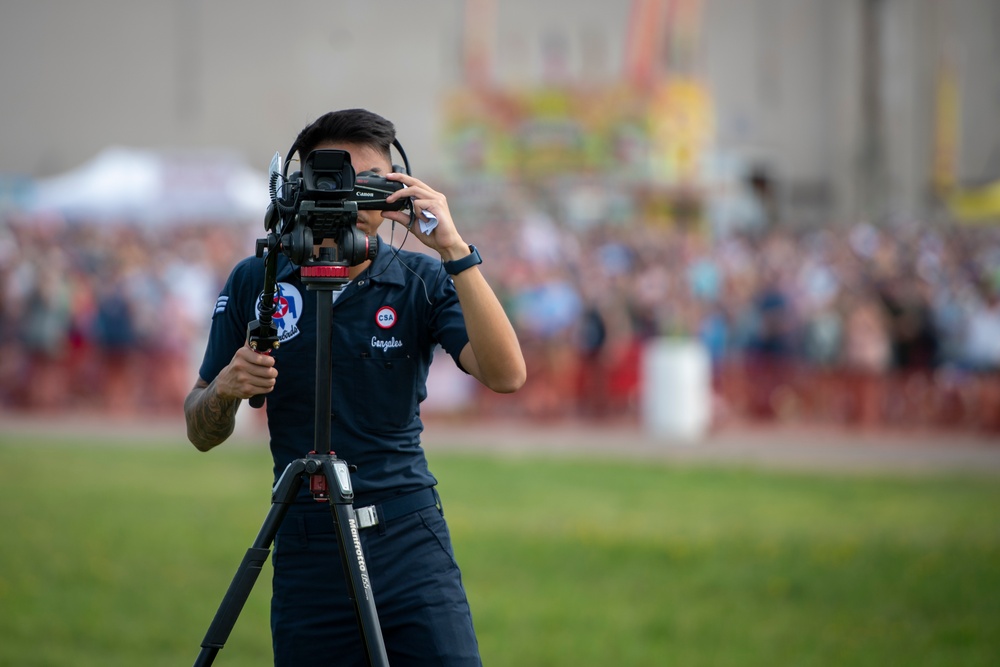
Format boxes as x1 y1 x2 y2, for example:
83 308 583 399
271 491 482 666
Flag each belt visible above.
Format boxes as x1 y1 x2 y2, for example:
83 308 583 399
285 487 440 536
355 487 440 529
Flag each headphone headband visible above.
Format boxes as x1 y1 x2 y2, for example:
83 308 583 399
282 138 411 178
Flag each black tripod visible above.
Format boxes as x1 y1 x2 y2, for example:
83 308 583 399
193 239 390 667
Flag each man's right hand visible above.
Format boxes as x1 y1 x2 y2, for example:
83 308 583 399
184 344 278 451
215 344 278 400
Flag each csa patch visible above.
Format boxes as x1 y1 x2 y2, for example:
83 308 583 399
256 282 304 343
375 306 397 329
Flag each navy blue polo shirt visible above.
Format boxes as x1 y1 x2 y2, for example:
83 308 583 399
198 238 470 505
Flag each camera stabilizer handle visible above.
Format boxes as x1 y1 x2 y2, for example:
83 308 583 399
193 243 390 667
247 233 281 409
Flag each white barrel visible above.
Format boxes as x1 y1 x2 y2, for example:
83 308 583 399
640 338 712 442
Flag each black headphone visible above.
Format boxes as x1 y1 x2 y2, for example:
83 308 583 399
392 138 412 177
280 137 412 181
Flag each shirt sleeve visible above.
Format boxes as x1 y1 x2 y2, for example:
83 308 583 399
427 269 471 369
198 257 260 383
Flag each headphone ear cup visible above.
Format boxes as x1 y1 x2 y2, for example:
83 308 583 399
392 164 408 175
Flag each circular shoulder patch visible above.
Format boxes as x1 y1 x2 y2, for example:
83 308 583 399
375 306 397 329
256 282 304 343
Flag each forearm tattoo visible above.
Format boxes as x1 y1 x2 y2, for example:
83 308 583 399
185 383 239 448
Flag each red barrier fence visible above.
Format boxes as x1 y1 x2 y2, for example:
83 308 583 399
474 338 1000 434
4 336 998 434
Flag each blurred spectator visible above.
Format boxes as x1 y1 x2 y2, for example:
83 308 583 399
962 281 1000 431
91 265 138 414
963 281 1000 371
571 295 609 418
878 276 940 370
841 292 893 426
18 250 73 410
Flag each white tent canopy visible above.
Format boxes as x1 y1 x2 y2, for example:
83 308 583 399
28 146 271 225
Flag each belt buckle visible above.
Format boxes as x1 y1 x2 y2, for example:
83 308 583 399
355 505 379 529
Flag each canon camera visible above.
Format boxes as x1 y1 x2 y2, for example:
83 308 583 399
267 149 407 265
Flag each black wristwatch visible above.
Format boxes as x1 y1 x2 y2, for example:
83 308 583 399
442 245 483 275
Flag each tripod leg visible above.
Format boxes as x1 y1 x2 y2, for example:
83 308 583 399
322 459 390 667
194 546 271 666
193 461 306 667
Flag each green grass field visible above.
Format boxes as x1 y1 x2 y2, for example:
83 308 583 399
1 433 998 666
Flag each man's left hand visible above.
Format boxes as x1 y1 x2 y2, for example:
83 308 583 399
382 173 471 261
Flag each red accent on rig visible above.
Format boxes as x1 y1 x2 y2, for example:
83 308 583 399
301 265 350 278
310 473 329 501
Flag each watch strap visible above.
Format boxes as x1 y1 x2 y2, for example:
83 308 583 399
443 245 482 275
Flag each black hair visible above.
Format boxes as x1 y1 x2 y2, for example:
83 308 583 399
293 108 396 162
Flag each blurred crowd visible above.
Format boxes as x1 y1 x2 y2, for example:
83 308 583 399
2 208 999 432
475 212 1000 432
0 214 251 416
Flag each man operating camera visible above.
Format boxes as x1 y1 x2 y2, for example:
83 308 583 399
184 108 526 666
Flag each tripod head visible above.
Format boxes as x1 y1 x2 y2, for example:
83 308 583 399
246 150 380 408
246 227 377 409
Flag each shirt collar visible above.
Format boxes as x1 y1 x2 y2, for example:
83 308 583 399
363 237 408 287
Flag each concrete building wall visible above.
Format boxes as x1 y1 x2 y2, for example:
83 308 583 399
1 0 997 222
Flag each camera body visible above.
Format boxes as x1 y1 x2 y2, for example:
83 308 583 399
295 149 407 240
271 149 407 265
300 148 407 208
